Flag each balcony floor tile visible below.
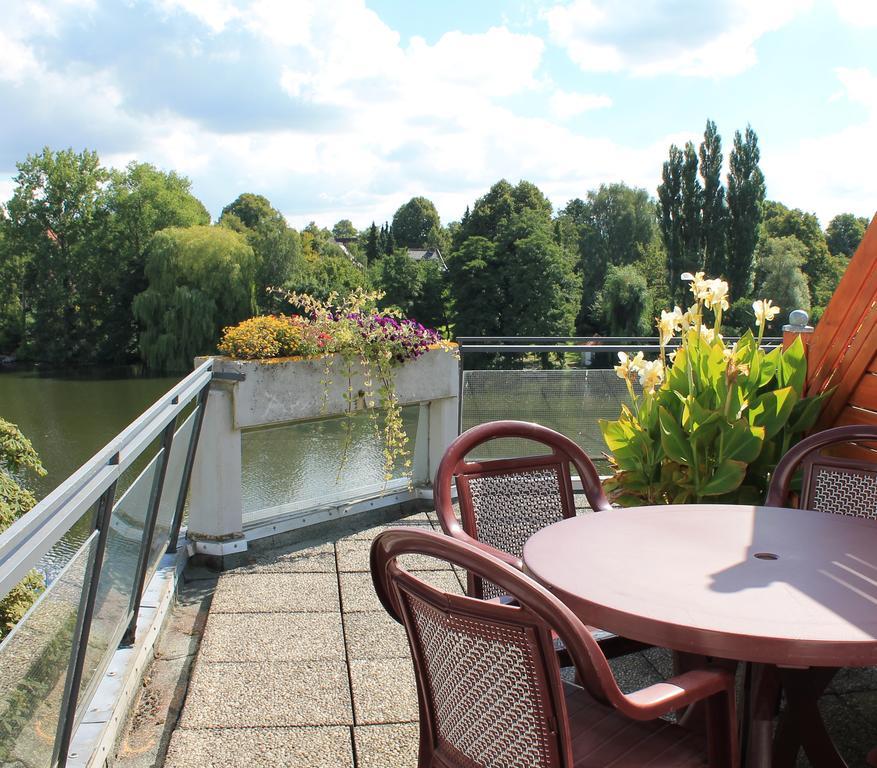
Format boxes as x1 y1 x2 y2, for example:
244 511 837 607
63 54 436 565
210 572 339 613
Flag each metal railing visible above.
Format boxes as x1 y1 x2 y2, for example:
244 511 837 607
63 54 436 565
0 359 212 768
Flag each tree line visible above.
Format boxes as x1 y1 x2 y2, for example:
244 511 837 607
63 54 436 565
0 123 870 371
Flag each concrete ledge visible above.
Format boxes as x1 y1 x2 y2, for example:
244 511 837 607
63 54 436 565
67 562 178 768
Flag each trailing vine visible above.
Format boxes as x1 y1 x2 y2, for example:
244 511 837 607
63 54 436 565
219 288 455 481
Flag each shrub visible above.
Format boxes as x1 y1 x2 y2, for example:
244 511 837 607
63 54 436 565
218 315 304 360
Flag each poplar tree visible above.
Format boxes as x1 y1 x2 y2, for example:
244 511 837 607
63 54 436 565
699 120 727 278
726 125 765 298
366 222 379 264
680 141 703 282
657 145 684 303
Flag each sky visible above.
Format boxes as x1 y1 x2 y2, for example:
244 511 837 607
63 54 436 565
1 0 875 231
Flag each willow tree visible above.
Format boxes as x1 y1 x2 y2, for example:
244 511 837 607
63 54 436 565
133 226 256 371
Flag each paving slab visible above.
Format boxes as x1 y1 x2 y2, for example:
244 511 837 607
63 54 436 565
343 610 409 660
336 539 452 573
354 723 419 768
341 514 435 542
164 726 354 768
349 658 418 725
180 660 352 728
608 652 663 694
199 611 344 662
339 570 462 614
231 540 336 573
210 572 339 613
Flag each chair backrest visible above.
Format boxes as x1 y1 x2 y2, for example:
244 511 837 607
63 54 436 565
370 527 622 768
766 424 877 519
434 420 610 599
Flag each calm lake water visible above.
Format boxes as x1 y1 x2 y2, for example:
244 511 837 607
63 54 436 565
0 365 418 578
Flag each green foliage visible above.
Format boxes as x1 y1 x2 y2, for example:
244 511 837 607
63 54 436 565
567 184 657 333
699 120 727 278
391 197 441 249
0 217 25 352
220 194 301 309
826 213 868 258
754 236 810 331
593 265 652 336
373 250 422 316
365 222 379 264
6 147 108 364
458 179 552 244
95 162 211 362
447 236 499 336
657 144 685 300
600 275 829 507
0 419 47 637
133 226 256 371
726 125 765 298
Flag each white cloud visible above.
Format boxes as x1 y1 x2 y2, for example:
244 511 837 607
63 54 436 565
157 0 241 32
833 0 877 27
764 67 877 225
545 0 813 77
549 89 612 119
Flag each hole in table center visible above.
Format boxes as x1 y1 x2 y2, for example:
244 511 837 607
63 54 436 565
754 552 779 561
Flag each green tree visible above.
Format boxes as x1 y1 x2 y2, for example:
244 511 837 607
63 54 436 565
699 119 727 278
287 254 368 302
0 214 26 352
726 125 765 298
754 235 810 333
494 210 579 337
374 249 422 316
365 222 379 264
391 197 441 249
1 419 46 637
447 236 502 337
220 194 300 309
576 184 658 332
593 264 652 336
411 259 448 331
825 213 869 258
657 145 684 301
6 147 108 364
460 179 552 242
133 226 256 371
680 141 703 280
332 219 358 240
760 201 839 308
94 163 210 362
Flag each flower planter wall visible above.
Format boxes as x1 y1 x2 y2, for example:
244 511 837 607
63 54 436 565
187 348 459 558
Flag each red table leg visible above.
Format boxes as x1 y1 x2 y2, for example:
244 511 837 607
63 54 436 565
746 663 781 768
773 667 844 768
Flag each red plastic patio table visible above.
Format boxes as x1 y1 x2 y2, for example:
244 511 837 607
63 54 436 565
523 503 877 767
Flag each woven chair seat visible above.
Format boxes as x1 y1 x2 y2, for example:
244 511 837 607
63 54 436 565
565 681 706 767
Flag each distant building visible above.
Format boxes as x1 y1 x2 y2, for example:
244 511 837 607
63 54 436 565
406 248 447 270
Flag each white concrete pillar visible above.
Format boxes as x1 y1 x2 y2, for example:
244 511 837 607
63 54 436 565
187 383 247 557
426 396 459 486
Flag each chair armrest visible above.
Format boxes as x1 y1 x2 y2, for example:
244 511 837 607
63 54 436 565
442 526 522 569
619 667 735 721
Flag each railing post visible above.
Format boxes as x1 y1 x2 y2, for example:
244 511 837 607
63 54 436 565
167 383 211 554
122 418 176 646
53 473 118 768
187 380 247 565
783 309 814 351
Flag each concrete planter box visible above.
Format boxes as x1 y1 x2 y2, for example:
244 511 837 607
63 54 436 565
200 346 458 428
188 347 459 553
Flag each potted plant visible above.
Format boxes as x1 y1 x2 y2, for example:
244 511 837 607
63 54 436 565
600 272 831 505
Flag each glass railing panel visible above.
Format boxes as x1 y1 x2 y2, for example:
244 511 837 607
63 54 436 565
148 410 198 573
241 405 419 522
0 531 98 768
75 455 161 718
461 369 634 471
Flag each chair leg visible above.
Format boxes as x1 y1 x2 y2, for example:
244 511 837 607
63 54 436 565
706 689 739 768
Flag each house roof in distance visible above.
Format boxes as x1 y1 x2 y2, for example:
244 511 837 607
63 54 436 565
407 247 447 270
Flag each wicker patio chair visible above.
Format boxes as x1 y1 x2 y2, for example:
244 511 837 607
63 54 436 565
434 420 611 599
371 527 739 768
433 419 644 657
765 424 877 517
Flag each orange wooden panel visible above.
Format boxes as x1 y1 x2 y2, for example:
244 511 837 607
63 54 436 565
849 372 877 410
806 212 877 398
833 404 877 429
815 307 877 429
